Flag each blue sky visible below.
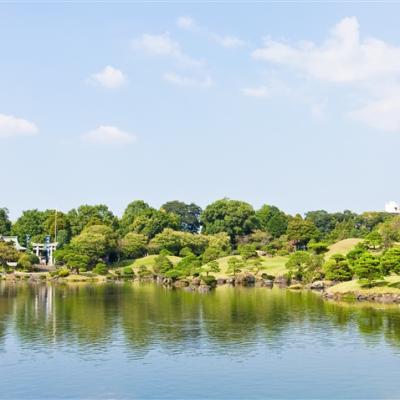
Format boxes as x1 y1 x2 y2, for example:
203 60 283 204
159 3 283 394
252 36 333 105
1 2 400 220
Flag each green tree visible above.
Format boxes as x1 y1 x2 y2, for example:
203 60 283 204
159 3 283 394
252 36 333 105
120 200 153 234
323 254 353 281
286 251 311 279
238 243 257 260
11 209 47 244
287 216 319 249
0 240 20 268
161 201 202 233
201 233 231 264
353 253 382 287
120 233 148 259
248 258 266 276
379 216 400 249
308 242 329 255
62 252 90 272
173 254 202 277
0 208 11 235
305 210 336 237
70 224 118 265
93 262 108 275
153 254 173 274
130 210 179 239
149 229 209 256
17 253 40 272
380 248 400 275
364 231 383 250
67 205 118 237
227 257 245 278
201 199 258 242
346 245 367 267
201 260 220 276
256 205 288 238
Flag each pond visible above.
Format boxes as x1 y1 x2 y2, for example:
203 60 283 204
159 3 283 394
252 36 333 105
1 282 400 399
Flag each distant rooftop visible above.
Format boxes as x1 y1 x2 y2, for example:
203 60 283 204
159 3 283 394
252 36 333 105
385 201 400 214
0 236 26 251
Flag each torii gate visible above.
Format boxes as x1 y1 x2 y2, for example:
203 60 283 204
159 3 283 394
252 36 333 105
31 241 58 266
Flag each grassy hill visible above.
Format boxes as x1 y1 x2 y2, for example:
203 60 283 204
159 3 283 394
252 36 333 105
131 255 182 270
326 238 362 258
200 255 289 279
115 238 363 279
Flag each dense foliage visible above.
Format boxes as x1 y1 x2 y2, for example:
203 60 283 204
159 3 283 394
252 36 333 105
1 199 400 284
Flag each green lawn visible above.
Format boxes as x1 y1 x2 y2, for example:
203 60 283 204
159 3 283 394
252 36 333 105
327 275 400 295
325 238 362 258
200 255 289 279
128 255 182 273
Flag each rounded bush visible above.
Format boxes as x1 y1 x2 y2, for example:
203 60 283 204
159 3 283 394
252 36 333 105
201 275 217 287
58 268 70 278
122 266 134 276
93 263 108 275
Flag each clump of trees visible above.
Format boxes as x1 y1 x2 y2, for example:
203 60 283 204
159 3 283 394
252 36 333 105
1 199 400 283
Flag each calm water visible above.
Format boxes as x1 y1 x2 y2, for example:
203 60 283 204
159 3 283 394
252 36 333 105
1 283 400 399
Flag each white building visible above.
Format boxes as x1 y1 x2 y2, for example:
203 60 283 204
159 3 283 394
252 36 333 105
385 201 400 214
0 236 26 251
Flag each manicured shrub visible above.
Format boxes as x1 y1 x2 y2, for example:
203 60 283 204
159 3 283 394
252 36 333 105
138 265 151 277
323 254 353 281
17 253 40 272
153 254 173 274
201 275 217 286
122 266 134 277
238 244 257 260
179 247 194 257
93 263 108 275
58 268 70 277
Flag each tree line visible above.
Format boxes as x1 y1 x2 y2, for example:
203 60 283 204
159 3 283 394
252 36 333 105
0 199 399 278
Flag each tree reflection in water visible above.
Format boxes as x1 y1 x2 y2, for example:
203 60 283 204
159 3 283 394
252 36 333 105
1 282 400 354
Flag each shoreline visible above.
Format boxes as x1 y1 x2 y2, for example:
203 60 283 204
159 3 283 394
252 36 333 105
3 271 400 305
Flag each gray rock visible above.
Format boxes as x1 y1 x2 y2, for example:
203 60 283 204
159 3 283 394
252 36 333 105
310 281 325 290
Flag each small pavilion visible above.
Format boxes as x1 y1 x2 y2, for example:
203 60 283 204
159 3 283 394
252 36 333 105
0 236 26 251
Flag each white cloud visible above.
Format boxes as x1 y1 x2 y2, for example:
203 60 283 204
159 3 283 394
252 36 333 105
163 72 212 88
177 16 245 49
132 32 180 56
90 66 126 89
252 17 400 132
253 17 400 83
132 32 202 67
82 125 136 145
241 86 269 98
0 113 38 138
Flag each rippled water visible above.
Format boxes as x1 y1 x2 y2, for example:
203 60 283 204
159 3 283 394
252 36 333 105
1 282 400 399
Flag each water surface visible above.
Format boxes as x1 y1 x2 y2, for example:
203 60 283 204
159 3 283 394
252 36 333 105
1 282 400 399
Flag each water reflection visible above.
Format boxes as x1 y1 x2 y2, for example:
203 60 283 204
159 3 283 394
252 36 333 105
1 282 400 354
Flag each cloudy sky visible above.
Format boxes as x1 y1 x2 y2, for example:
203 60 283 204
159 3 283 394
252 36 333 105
1 3 400 219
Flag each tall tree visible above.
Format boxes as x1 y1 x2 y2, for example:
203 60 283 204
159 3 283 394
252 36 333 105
11 209 47 244
305 210 336 237
67 205 118 236
161 201 202 233
256 205 288 238
287 215 319 249
201 199 258 242
0 208 11 236
120 200 153 234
